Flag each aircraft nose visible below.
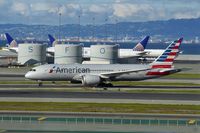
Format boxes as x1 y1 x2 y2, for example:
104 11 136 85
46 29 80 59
25 72 31 79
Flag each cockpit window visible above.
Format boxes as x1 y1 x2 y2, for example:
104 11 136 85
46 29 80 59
30 69 36 72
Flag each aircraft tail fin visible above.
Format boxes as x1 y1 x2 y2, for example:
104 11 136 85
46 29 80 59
5 33 18 47
48 34 56 47
150 37 183 69
133 36 149 51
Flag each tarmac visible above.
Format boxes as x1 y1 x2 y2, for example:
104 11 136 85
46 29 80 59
0 89 199 105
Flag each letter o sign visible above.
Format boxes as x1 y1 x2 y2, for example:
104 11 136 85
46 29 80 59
100 48 105 54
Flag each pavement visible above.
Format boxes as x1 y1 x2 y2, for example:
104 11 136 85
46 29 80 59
0 89 199 105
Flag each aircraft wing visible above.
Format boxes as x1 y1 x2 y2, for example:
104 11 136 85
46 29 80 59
119 55 140 59
71 68 150 81
119 51 150 59
100 68 150 78
137 51 150 56
8 48 17 53
1 47 17 53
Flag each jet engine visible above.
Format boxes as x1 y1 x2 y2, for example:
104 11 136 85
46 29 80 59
82 75 101 86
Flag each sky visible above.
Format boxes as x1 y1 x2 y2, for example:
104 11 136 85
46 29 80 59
1 0 200 25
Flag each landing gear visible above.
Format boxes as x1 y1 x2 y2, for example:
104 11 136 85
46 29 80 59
98 82 113 87
106 83 113 87
38 82 43 87
37 80 43 87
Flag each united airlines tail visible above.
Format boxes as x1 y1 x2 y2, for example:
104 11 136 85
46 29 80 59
133 36 149 51
48 34 56 47
151 38 183 68
5 33 18 47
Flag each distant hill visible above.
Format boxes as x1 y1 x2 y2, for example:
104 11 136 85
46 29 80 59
0 18 200 40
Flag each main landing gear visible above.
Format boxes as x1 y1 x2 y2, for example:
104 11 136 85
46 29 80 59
98 82 113 87
37 80 43 87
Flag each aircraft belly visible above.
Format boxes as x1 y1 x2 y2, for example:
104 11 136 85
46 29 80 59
38 73 74 81
112 72 147 81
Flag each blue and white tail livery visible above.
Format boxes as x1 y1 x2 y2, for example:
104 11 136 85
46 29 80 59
48 34 56 47
133 36 149 51
5 33 18 47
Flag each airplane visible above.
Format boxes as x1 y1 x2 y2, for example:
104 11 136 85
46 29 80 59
25 37 183 87
4 33 55 55
47 34 150 59
3 33 18 53
46 34 57 56
48 34 56 47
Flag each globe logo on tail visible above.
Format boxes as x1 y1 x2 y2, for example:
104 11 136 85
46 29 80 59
133 36 149 51
133 43 145 51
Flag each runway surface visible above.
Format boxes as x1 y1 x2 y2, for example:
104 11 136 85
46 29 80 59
0 90 199 101
0 84 200 89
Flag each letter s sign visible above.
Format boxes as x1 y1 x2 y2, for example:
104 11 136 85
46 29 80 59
28 46 33 53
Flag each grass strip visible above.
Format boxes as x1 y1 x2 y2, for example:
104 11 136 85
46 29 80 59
164 73 200 79
112 81 200 86
0 81 68 84
125 89 200 94
0 102 200 114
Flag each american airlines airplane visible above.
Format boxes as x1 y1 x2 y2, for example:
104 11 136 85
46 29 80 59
25 38 183 87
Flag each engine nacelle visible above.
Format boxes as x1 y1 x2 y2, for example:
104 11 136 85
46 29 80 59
82 75 101 86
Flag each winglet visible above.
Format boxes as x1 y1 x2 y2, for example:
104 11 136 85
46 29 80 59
133 36 150 51
5 33 17 47
48 34 56 47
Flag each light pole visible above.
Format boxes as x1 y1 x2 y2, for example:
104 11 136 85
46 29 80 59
58 12 61 43
78 15 80 42
105 18 108 42
92 17 95 42
115 19 118 43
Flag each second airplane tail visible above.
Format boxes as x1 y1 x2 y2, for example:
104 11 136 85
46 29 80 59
133 36 149 51
5 33 17 47
48 34 56 47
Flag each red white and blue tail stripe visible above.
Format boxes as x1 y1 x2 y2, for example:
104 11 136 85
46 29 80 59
133 36 149 51
150 37 183 69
